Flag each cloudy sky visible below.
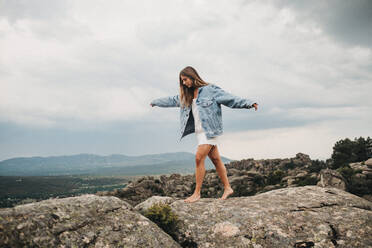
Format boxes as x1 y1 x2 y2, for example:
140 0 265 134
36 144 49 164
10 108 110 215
0 0 371 162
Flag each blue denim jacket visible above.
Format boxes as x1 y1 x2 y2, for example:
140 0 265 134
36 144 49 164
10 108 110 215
151 83 256 141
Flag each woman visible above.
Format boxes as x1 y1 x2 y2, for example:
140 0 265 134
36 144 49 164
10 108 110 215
150 66 258 203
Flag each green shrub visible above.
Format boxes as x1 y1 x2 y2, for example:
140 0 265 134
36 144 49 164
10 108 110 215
283 160 296 170
336 165 354 181
295 175 318 186
252 174 265 186
336 165 372 196
233 184 257 197
144 203 179 238
308 159 327 173
348 177 372 196
267 170 286 185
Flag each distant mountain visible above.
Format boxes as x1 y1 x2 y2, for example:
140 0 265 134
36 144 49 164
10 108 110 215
0 152 233 176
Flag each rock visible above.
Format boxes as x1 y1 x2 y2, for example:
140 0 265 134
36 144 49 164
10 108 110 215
169 186 372 248
350 162 371 171
350 161 372 178
134 196 177 214
295 152 311 161
365 158 372 167
229 175 253 184
0 194 180 248
260 185 280 192
98 154 320 205
317 169 346 190
98 154 370 207
363 195 372 202
227 168 240 176
295 171 308 178
100 179 165 206
282 176 296 187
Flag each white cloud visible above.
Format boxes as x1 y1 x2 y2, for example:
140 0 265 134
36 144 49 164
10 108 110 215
218 118 371 161
0 0 371 159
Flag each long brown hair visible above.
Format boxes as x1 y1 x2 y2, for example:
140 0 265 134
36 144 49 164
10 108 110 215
179 66 210 107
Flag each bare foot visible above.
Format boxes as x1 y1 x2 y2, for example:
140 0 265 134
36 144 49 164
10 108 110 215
218 187 234 200
184 193 201 203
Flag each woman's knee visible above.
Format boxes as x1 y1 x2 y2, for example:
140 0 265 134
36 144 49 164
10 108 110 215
195 154 206 165
210 156 221 165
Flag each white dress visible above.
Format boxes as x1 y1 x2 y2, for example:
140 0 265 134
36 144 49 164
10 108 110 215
192 98 220 146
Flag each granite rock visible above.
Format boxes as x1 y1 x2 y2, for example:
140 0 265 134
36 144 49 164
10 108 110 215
169 186 372 248
0 194 180 247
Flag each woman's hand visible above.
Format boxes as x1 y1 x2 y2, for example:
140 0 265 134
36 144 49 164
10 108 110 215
252 103 258 111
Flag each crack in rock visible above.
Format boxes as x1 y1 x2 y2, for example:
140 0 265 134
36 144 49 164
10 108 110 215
350 205 372 211
290 203 339 212
328 223 339 247
294 241 315 248
53 220 93 236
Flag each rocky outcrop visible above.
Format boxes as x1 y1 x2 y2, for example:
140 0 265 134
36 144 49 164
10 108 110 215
167 186 372 248
227 152 313 175
348 159 372 201
350 159 372 179
99 153 321 206
0 195 180 247
1 186 371 247
317 169 346 190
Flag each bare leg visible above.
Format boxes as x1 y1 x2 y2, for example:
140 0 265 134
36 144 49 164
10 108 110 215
184 144 214 203
208 145 234 200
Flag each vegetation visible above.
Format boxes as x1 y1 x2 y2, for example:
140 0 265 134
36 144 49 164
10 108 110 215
294 175 318 186
233 183 257 197
251 173 264 187
283 159 296 170
325 135 372 197
0 176 130 208
331 136 372 169
337 166 372 196
233 175 266 197
144 203 179 240
307 159 327 173
266 170 286 185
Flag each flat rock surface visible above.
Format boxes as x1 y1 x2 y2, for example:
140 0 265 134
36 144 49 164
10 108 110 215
170 186 372 248
0 194 180 248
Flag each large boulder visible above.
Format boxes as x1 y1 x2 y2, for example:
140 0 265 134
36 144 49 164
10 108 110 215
0 194 180 247
350 161 372 179
365 158 372 167
317 169 347 190
169 186 372 248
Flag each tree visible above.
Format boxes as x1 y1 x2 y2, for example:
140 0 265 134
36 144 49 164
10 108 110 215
331 136 372 169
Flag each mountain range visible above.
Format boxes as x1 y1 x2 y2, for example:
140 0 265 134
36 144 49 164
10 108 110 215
0 152 233 176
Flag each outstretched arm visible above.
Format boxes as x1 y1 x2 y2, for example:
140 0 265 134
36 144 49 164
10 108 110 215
150 95 180 108
212 84 256 109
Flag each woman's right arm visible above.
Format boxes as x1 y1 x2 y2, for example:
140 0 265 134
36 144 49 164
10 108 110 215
212 84 256 109
150 95 180 108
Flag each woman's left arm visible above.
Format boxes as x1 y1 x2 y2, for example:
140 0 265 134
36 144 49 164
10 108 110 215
212 84 257 109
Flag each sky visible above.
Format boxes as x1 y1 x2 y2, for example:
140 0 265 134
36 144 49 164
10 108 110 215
0 0 371 162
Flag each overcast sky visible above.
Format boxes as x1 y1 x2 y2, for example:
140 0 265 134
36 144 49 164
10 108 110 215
0 0 371 162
